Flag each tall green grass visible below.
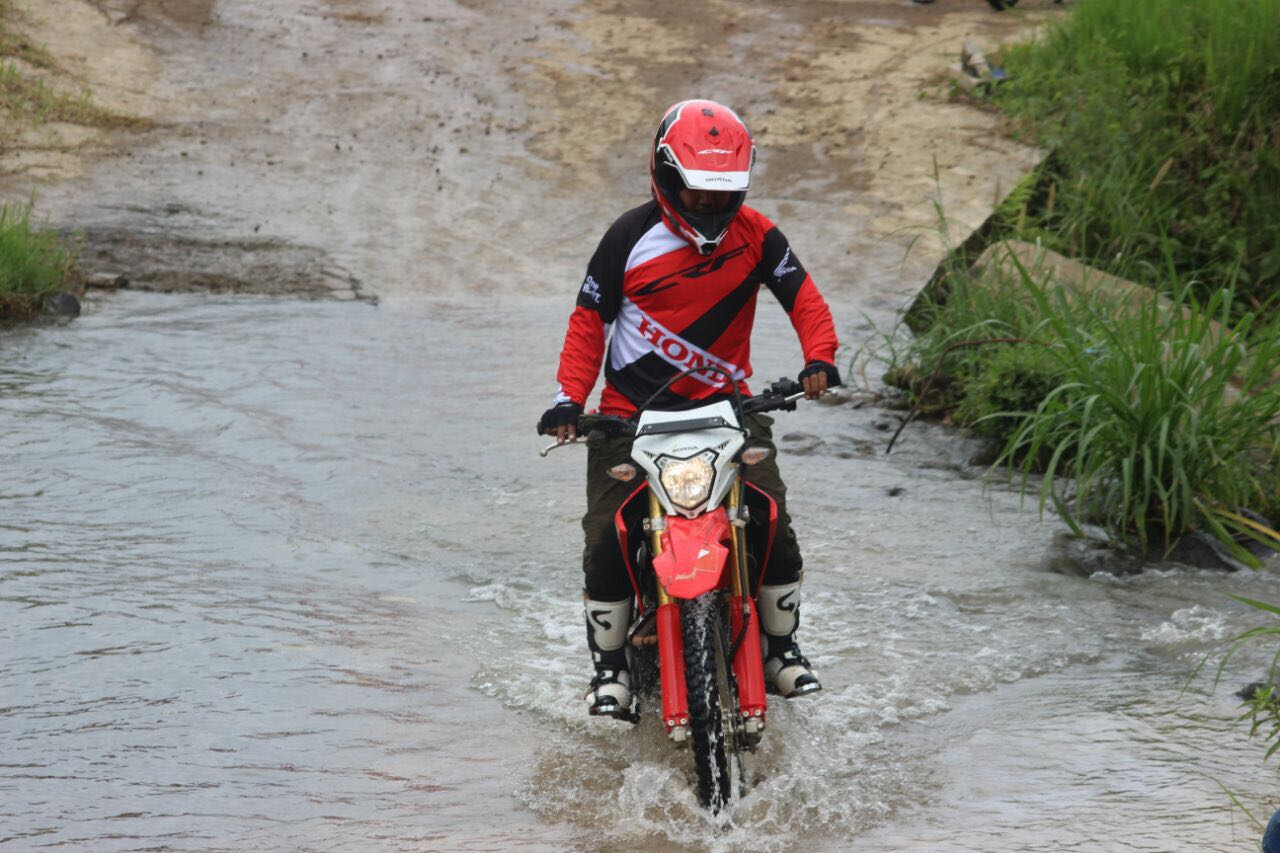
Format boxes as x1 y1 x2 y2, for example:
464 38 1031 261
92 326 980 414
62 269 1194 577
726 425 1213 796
1000 270 1280 556
0 4 116 321
891 259 1280 558
994 0 1280 301
888 0 1280 557
0 201 74 320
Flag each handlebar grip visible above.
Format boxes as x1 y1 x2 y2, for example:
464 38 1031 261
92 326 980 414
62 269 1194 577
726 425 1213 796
578 414 637 438
769 377 804 396
537 415 602 437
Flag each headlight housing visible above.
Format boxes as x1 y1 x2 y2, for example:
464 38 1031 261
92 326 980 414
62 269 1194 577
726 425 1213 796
657 451 717 510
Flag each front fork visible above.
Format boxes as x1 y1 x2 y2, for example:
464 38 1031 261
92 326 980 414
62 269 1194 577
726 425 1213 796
726 479 768 739
650 491 691 743
649 478 768 745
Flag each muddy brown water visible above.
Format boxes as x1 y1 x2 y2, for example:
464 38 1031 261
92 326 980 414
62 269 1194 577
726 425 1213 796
5 0 1280 849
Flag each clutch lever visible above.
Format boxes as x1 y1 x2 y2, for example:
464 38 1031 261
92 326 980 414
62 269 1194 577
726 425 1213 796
539 437 587 457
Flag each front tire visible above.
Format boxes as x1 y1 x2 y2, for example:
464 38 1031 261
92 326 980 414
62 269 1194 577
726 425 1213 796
681 592 731 811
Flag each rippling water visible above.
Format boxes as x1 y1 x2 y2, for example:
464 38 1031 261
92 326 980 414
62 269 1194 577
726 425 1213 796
3 291 1279 850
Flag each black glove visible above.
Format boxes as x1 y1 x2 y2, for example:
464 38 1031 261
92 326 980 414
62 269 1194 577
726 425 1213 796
798 361 841 388
537 402 583 435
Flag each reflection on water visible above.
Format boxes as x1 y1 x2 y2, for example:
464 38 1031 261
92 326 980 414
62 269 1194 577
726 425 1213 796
2 291 1279 851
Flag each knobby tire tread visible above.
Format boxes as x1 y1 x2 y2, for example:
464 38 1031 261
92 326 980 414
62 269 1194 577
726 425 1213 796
681 593 731 811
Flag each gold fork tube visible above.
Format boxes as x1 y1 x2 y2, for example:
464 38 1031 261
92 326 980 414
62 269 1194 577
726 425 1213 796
648 491 672 606
727 471 746 598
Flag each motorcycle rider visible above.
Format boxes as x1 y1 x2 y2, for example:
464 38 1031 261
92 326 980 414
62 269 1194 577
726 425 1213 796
539 99 841 719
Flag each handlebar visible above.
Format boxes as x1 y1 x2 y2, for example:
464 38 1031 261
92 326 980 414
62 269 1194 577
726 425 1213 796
537 378 826 455
741 377 807 415
535 412 634 438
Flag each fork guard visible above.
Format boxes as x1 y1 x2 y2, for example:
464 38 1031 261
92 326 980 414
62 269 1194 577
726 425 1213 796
729 594 767 723
656 601 688 738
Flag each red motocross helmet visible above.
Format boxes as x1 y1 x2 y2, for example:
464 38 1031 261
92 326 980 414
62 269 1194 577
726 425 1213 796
650 99 756 255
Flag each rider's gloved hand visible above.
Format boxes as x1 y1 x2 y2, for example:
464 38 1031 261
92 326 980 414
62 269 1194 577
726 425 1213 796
797 361 840 400
538 402 583 444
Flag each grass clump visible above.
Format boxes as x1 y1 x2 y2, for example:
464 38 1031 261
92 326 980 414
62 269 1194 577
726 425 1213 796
1001 273 1280 557
0 201 75 320
0 3 116 320
952 343 1062 440
887 0 1280 560
991 0 1280 303
887 265 1064 433
892 260 1280 560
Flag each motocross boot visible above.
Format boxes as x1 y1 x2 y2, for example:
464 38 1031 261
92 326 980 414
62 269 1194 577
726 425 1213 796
759 581 822 698
583 597 633 720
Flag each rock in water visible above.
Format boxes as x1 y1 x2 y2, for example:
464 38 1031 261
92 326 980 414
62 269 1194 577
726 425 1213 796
1237 681 1273 701
44 292 81 318
1263 808 1280 853
85 272 130 289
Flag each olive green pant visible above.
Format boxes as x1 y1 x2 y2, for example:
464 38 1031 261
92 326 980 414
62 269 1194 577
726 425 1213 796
581 413 803 600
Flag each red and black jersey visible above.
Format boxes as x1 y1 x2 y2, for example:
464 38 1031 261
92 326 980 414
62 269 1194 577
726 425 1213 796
554 201 838 417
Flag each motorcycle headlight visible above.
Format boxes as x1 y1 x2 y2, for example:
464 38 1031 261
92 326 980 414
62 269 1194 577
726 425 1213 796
657 452 716 510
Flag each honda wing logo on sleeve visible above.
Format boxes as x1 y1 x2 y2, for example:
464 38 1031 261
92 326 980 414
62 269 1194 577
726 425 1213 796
773 248 798 279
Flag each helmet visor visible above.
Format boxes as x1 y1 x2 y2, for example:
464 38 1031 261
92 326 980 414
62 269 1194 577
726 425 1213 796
654 152 746 247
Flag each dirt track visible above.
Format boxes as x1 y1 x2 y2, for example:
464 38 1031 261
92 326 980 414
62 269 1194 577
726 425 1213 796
1 0 1068 301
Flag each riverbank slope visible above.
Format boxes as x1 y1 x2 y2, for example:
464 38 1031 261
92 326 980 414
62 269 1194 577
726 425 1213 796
1 0 1068 303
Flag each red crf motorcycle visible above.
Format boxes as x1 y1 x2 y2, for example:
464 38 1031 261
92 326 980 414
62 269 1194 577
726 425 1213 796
541 375 818 811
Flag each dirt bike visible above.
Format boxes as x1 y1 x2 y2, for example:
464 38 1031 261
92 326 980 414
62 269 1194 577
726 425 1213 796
539 370 823 812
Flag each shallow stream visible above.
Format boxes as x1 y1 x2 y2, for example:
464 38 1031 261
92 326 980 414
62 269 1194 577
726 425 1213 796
4 289 1279 850
5 0 1280 847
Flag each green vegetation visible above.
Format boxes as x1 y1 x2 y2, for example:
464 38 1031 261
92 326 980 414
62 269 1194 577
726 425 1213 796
887 256 1064 438
1242 681 1280 759
1000 275 1280 559
995 0 1280 302
886 0 1280 558
0 201 75 320
1203 591 1280 764
892 258 1280 559
0 2 104 319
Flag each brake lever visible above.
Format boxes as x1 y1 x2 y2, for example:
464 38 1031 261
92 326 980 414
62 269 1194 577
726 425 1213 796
788 385 843 404
539 437 585 457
